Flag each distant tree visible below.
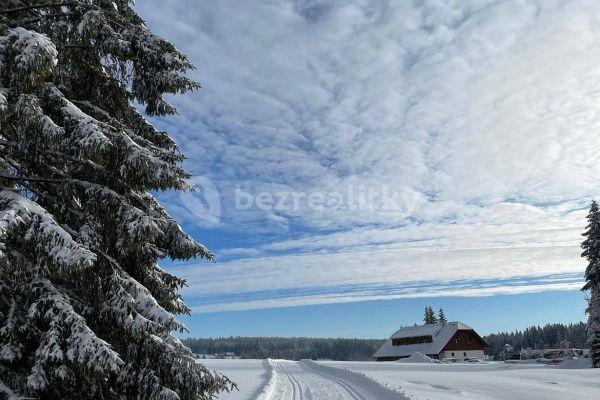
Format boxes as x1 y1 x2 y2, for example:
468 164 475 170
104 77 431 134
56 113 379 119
182 321 591 362
438 308 447 325
430 306 439 323
500 344 514 360
582 200 600 367
483 322 588 359
182 337 386 361
423 306 438 324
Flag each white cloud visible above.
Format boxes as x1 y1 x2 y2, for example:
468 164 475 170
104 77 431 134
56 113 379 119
174 220 585 312
180 242 583 295
190 280 583 313
136 0 600 312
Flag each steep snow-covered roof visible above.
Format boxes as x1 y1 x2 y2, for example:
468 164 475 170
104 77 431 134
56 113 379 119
389 321 473 339
373 321 476 359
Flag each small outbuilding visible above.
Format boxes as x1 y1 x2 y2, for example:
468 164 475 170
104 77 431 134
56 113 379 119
373 321 488 361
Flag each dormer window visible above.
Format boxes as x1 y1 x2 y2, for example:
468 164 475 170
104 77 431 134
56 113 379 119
392 335 433 346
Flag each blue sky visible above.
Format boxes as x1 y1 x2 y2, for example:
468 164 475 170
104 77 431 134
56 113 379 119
179 291 588 338
135 0 600 337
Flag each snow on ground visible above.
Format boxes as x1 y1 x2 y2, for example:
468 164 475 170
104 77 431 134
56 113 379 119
203 359 409 399
200 359 270 400
395 351 439 364
321 360 600 400
201 359 600 400
556 357 592 369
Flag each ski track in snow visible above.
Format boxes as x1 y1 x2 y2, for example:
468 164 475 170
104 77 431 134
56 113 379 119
204 359 599 400
266 360 407 400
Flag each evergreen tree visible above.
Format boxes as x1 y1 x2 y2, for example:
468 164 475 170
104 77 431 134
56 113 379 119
182 337 387 361
438 308 447 325
483 322 588 359
423 306 438 324
582 200 600 367
0 2 233 398
585 287 600 367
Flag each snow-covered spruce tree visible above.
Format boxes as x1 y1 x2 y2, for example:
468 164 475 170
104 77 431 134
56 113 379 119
582 200 600 367
0 2 234 398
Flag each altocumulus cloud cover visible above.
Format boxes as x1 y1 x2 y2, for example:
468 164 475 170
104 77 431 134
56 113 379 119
136 0 600 313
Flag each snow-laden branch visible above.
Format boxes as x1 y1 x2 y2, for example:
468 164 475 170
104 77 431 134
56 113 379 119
0 189 95 271
0 28 57 89
27 279 123 391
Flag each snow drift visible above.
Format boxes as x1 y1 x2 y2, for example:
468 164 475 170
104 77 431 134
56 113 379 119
395 351 439 363
255 359 277 400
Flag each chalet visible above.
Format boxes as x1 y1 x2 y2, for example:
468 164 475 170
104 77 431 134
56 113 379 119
373 321 488 361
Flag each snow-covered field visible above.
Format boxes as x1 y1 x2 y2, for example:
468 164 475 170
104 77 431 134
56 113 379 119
201 359 600 400
202 359 270 400
322 361 600 400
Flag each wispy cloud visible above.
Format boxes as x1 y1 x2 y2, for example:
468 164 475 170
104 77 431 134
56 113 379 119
187 277 583 313
173 223 585 312
136 0 600 312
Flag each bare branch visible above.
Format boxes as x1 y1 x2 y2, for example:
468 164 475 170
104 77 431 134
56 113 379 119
0 2 75 14
13 11 74 26
0 174 65 183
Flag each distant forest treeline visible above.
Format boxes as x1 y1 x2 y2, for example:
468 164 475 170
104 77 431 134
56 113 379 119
483 322 587 358
183 322 588 361
182 337 385 361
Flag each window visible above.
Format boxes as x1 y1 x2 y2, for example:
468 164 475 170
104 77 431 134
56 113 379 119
392 335 433 346
468 337 472 344
451 352 455 357
463 352 467 357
